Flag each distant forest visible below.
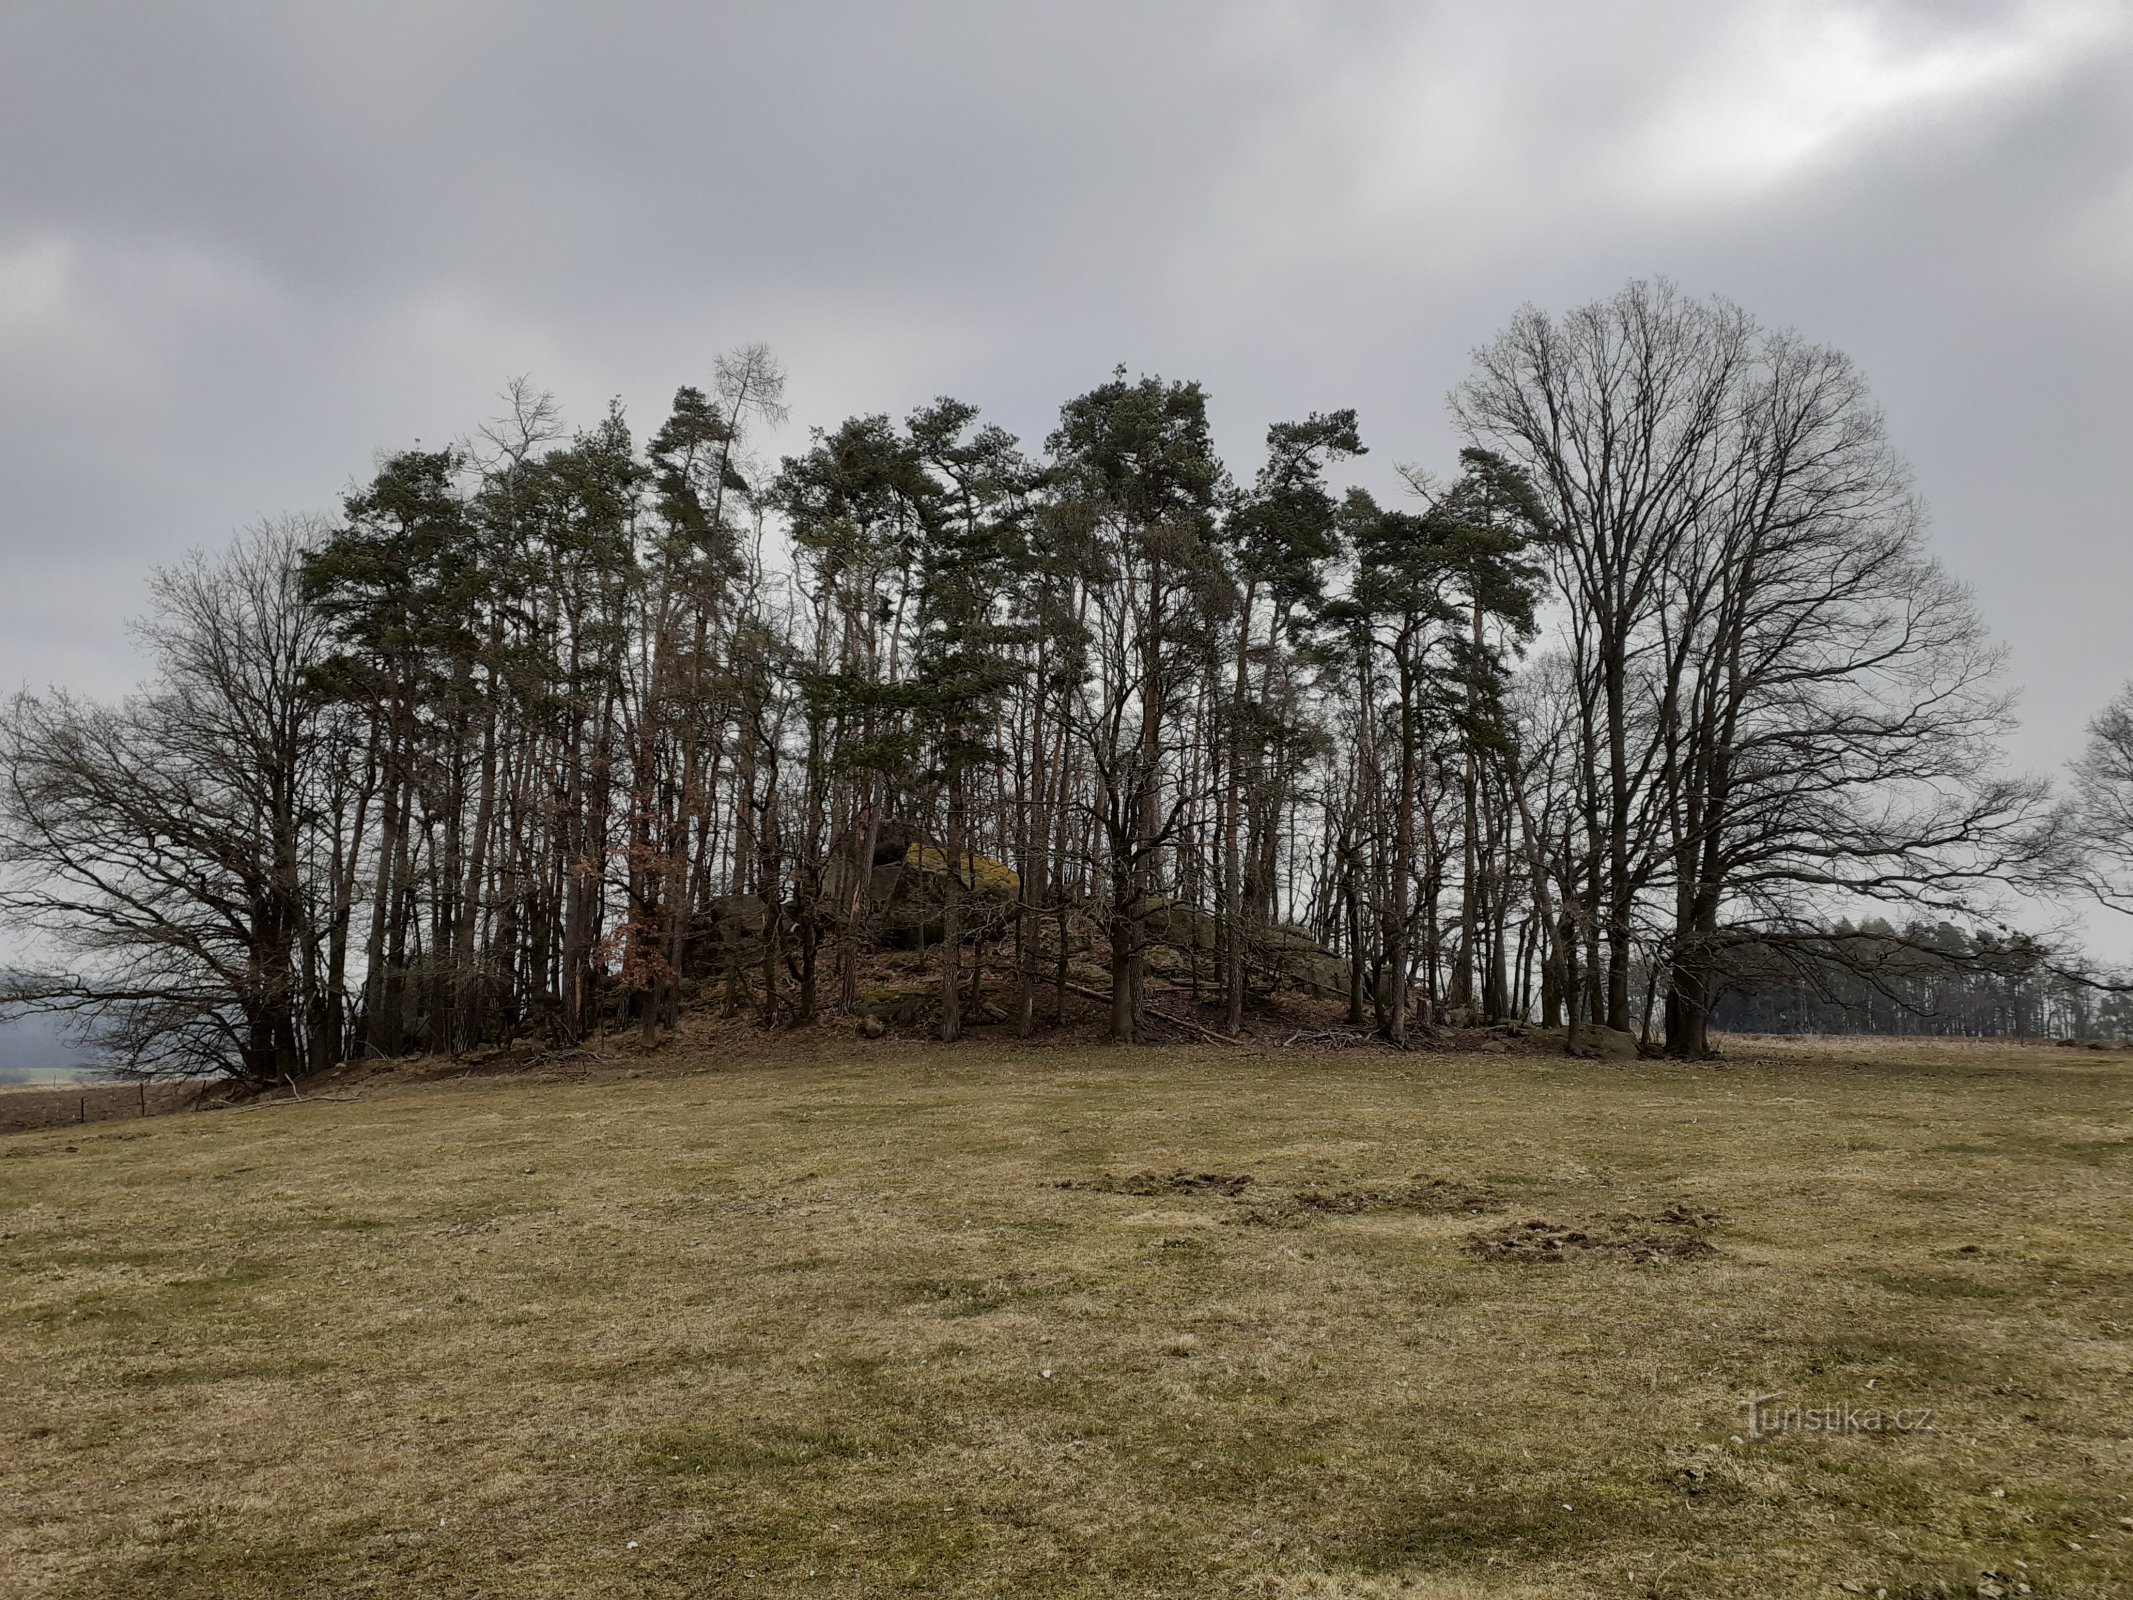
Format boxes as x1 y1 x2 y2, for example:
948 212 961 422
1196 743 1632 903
1704 921 2130 1041
5 279 2131 1081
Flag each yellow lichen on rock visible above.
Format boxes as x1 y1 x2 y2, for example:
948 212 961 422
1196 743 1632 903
902 843 1020 897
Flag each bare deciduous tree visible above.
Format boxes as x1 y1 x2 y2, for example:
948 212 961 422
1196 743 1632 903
1 518 348 1081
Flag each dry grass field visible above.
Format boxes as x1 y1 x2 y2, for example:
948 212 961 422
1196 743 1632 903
2 1033 2129 1598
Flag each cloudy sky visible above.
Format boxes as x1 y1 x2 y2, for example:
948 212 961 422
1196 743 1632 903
3 0 2129 762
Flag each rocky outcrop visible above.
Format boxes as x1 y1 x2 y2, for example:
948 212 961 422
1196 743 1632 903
1135 901 1348 995
825 840 1021 949
1566 1023 1642 1061
1256 923 1350 996
682 893 775 978
856 980 1011 1028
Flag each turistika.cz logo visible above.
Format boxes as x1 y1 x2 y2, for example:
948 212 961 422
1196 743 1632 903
1742 1392 1934 1439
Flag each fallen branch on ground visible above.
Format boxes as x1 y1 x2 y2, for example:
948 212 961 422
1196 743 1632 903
205 1092 364 1112
1058 981 1247 1047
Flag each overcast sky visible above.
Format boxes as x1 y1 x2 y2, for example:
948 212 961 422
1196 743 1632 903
3 1 2129 762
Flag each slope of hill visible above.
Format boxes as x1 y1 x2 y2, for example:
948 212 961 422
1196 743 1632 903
2 1036 2127 1598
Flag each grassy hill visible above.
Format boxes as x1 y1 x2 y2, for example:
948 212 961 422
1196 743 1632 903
2 1033 2128 1598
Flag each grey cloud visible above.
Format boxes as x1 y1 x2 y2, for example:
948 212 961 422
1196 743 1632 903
1 0 2127 783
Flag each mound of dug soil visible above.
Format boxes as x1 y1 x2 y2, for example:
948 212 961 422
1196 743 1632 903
1058 1169 1255 1197
1236 1177 1503 1226
1464 1207 1723 1265
1055 1169 1502 1224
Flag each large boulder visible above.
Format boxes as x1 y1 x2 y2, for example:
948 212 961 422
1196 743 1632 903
855 983 934 1026
855 980 1010 1030
867 843 1020 948
682 893 774 977
1143 897 1218 952
1133 904 1348 995
1023 912 1100 960
868 818 922 867
1256 922 1350 995
1566 1023 1642 1061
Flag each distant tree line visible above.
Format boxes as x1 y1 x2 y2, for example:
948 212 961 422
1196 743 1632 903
1700 920 2131 1040
4 280 2104 1082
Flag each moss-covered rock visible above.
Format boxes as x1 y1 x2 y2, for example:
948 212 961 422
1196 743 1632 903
870 845 1020 948
856 984 935 1026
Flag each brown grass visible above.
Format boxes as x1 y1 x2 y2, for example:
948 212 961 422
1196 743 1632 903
2 1033 2129 1597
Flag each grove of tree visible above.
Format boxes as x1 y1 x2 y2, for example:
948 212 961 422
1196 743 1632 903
6 281 2102 1083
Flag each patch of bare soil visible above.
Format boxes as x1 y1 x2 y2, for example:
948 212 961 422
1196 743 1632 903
1058 1169 1256 1197
1464 1206 1724 1265
1236 1177 1505 1226
1057 1169 1503 1224
1650 1202 1725 1229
